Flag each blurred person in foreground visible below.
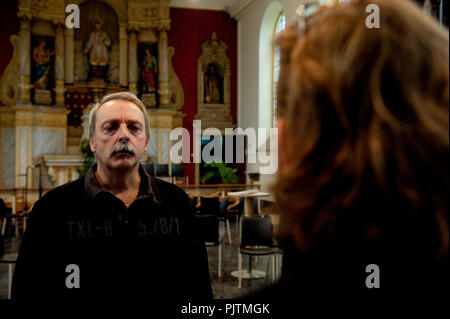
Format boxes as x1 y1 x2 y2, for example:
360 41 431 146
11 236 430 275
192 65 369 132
12 92 212 304
251 0 448 307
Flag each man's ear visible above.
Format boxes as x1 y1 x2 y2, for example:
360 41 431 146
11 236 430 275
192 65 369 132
89 136 96 153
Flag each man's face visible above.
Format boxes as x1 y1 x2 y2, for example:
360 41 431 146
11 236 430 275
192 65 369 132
90 100 148 172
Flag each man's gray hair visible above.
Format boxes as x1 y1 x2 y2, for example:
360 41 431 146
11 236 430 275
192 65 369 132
89 92 150 141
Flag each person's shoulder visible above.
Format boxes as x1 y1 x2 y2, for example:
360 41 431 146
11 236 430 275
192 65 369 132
39 177 86 204
151 176 189 200
27 178 86 222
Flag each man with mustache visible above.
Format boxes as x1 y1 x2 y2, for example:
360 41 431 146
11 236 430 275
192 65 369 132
12 92 213 306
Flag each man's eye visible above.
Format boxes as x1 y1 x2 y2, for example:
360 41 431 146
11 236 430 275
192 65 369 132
104 126 116 132
129 126 139 132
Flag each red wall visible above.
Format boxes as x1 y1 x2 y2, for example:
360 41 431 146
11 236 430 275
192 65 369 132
169 7 238 183
0 1 19 105
0 5 237 184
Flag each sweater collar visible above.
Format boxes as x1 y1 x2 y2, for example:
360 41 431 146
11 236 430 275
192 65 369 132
84 163 162 204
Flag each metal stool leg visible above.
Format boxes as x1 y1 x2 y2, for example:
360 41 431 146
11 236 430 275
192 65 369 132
15 219 19 238
238 250 242 288
8 263 13 299
218 243 222 278
226 219 232 244
272 255 276 283
1 217 6 236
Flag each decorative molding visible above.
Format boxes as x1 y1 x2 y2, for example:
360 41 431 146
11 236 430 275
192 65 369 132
129 82 137 95
19 75 31 104
196 32 234 131
62 0 127 23
34 89 52 105
18 0 65 23
170 0 240 12
158 81 170 106
0 110 15 127
128 0 171 30
168 46 184 110
148 109 185 129
0 105 69 127
54 80 65 106
0 35 20 106
43 154 82 166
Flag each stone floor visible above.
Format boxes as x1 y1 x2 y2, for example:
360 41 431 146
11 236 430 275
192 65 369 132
0 219 281 299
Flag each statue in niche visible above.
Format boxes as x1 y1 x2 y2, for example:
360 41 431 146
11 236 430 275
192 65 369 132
141 48 158 93
84 18 111 81
31 40 54 89
138 44 158 107
204 63 222 104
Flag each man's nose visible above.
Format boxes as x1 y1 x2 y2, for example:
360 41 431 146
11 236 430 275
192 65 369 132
118 124 130 141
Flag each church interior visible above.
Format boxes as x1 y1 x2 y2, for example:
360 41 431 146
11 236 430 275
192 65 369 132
0 0 447 301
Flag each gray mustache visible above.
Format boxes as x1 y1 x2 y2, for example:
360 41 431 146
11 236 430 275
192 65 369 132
110 142 136 156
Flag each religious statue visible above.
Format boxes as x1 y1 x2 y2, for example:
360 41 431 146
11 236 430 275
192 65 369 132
32 40 54 89
205 63 221 103
141 48 157 93
84 18 111 81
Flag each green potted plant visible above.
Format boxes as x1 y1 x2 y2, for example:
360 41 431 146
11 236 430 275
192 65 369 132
200 161 238 184
77 139 95 178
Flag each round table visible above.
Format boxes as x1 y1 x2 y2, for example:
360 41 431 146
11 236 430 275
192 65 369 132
230 269 266 279
226 190 270 217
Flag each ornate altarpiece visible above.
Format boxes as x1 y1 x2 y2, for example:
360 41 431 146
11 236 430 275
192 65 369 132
194 32 235 184
0 0 185 194
196 32 233 132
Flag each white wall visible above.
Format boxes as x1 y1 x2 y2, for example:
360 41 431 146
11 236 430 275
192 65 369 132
259 1 283 132
234 0 317 192
235 0 316 130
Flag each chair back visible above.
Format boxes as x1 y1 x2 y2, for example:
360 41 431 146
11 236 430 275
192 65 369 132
241 216 274 248
195 215 220 245
219 198 230 218
198 196 220 216
191 196 199 211
13 194 26 215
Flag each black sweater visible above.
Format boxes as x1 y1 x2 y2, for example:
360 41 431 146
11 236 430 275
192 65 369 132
12 165 213 303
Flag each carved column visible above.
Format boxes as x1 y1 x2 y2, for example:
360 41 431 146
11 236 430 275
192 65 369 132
128 29 138 94
158 28 170 107
18 16 31 104
224 64 231 105
64 28 74 83
119 24 128 87
54 23 65 106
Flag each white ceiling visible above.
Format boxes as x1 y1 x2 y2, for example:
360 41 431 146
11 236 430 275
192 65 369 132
170 0 243 11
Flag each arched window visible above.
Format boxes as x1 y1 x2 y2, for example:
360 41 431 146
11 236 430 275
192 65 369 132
273 12 286 127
